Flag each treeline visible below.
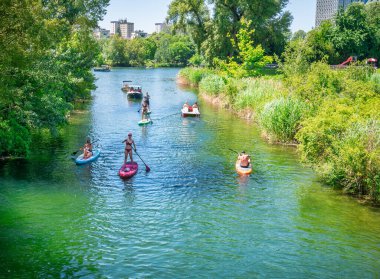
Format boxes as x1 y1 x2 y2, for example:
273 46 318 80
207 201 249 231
167 0 292 65
97 33 195 67
178 2 380 202
288 3 380 65
0 0 109 157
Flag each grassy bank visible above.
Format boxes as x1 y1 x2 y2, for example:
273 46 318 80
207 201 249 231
178 66 380 203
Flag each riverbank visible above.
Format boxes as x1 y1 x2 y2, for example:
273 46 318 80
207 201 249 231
178 66 380 204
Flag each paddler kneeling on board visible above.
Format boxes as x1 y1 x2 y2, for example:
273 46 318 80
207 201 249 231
81 138 93 159
123 133 136 163
238 151 251 168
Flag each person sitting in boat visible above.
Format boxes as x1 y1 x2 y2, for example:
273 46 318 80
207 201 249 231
192 102 199 112
122 133 136 163
141 101 149 120
82 138 93 159
238 151 251 168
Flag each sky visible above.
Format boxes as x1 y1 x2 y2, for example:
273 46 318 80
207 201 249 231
99 0 317 34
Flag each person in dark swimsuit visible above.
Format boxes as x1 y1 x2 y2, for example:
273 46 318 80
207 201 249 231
141 101 149 120
122 133 136 163
144 92 150 107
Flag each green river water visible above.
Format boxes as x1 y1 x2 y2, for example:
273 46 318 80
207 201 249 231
0 68 379 278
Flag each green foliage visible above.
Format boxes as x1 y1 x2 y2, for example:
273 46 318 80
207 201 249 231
212 19 272 78
167 0 291 63
0 0 109 156
178 67 211 86
233 79 284 113
371 73 380 94
260 97 306 142
283 3 380 67
199 75 226 95
188 54 205 67
326 120 380 200
101 33 195 67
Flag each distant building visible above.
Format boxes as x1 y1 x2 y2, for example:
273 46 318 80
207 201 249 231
131 30 148 39
110 19 134 39
155 22 167 33
315 0 375 27
93 28 110 39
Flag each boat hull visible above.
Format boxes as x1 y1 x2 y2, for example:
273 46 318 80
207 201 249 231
119 162 138 178
235 160 252 175
181 108 200 117
75 149 101 165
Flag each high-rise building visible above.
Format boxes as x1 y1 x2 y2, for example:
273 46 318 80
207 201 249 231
155 23 167 33
110 19 134 39
315 0 373 27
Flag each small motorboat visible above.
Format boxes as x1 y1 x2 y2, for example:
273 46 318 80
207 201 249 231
75 149 101 165
125 85 143 99
119 162 138 179
235 160 252 175
121 80 132 92
181 107 200 117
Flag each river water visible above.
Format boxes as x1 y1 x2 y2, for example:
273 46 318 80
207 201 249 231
1 68 380 278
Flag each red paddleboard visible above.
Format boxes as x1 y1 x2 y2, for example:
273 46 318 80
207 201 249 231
119 162 138 179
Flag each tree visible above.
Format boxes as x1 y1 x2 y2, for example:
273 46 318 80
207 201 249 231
292 30 307 41
0 0 109 156
332 3 376 60
167 0 210 53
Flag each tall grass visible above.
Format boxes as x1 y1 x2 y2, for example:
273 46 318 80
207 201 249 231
199 74 226 95
178 67 211 86
260 97 306 142
371 72 380 94
233 78 284 113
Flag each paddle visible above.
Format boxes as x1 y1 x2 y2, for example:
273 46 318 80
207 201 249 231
228 148 240 154
133 148 151 172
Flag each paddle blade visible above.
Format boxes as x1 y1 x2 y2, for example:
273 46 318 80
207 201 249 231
145 165 151 172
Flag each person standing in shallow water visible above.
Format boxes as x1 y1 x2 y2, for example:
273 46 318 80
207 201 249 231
122 133 136 163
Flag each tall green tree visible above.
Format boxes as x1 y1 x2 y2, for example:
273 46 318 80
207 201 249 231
167 0 210 53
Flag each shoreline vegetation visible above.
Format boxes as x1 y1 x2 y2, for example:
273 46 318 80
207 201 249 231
177 65 380 204
170 1 380 204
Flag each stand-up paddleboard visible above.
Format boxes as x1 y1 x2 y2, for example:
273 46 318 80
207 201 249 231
235 160 252 175
75 149 101 165
138 118 153 126
119 162 138 179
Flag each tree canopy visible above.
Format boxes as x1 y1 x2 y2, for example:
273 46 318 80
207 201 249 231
0 0 109 156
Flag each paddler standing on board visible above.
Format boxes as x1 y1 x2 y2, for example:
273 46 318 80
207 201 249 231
238 151 251 168
122 133 136 163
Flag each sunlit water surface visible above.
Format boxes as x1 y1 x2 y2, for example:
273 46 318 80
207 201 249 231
1 68 380 278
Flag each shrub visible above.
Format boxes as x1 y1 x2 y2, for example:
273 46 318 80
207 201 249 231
199 74 226 95
178 67 211 86
326 120 380 201
260 97 307 142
